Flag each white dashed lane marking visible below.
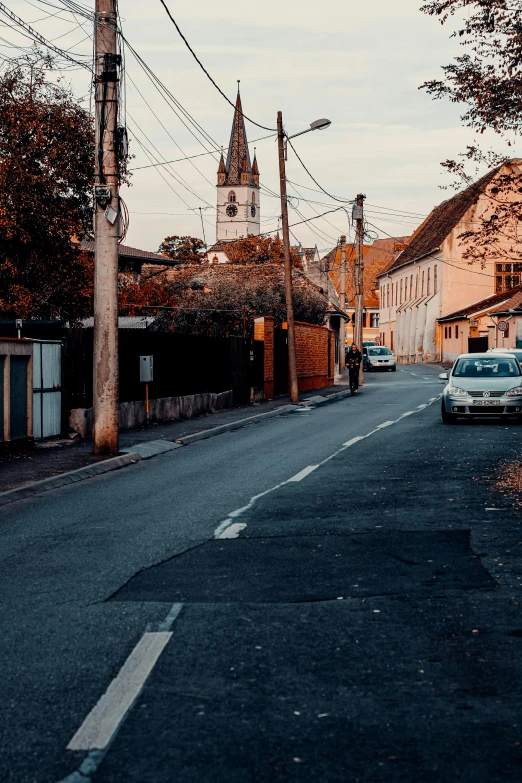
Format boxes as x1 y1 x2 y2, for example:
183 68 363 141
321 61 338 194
214 395 440 540
288 465 319 482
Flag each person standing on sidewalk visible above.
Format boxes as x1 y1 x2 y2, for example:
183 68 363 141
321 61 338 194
347 343 362 395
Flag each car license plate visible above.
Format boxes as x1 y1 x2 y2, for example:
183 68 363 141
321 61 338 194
473 400 500 406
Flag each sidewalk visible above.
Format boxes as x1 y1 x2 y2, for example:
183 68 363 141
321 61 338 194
0 373 352 494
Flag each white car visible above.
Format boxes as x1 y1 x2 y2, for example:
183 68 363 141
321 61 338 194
440 352 522 423
366 346 396 372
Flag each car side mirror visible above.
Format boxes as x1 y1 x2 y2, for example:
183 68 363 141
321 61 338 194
439 372 448 381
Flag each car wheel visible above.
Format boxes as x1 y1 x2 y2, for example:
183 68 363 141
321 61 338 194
391 366 396 372
441 400 456 424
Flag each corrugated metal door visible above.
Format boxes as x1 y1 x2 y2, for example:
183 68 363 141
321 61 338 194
33 341 62 439
10 356 28 440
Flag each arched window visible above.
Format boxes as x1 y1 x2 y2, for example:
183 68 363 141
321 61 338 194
252 192 256 204
228 191 236 203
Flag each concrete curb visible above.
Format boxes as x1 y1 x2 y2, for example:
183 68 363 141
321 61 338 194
174 404 298 445
0 389 354 508
0 452 142 508
306 388 352 405
121 440 184 459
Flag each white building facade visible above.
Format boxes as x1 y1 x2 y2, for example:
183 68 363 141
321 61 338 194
377 161 522 363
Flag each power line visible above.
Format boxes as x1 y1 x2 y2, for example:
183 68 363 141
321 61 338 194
285 137 352 204
157 0 277 133
0 2 91 69
122 37 221 154
131 133 275 171
366 220 498 279
126 71 215 189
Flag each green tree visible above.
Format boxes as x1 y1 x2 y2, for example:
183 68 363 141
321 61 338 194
0 57 95 320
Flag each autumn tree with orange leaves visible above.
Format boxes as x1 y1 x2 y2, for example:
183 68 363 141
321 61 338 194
224 234 302 267
421 0 522 265
0 57 95 320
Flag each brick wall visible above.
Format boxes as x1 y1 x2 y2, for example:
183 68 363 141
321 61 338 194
256 317 333 398
257 316 274 399
294 321 333 392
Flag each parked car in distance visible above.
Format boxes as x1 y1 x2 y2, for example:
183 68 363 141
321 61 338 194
487 347 522 363
366 346 396 371
439 352 522 424
362 340 377 348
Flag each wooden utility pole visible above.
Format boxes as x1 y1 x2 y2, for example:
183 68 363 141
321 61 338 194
339 235 347 371
354 194 365 387
93 0 120 455
277 111 299 403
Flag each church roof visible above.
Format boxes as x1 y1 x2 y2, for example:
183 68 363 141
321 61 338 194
223 90 256 187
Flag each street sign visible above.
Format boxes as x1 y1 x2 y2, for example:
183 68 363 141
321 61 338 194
498 320 509 333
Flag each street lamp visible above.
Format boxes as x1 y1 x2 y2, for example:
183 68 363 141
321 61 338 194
284 119 331 158
277 112 332 403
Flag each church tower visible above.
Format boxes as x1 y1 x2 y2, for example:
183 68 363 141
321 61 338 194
216 87 260 242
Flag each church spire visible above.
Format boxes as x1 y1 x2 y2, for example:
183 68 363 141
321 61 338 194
252 148 259 185
223 83 255 186
217 147 226 185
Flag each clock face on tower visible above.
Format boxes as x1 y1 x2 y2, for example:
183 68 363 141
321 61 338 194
251 204 256 217
226 204 238 217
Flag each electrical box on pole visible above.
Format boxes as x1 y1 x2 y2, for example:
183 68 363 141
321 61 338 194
139 356 153 383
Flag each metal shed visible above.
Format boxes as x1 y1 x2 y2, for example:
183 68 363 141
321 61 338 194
0 338 34 446
32 340 63 439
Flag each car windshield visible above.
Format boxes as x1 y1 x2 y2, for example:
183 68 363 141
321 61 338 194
453 357 520 378
368 347 392 356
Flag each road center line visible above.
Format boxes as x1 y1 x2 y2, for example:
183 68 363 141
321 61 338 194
67 632 172 752
343 436 366 446
288 465 319 482
219 522 247 538
59 604 183 782
214 395 440 540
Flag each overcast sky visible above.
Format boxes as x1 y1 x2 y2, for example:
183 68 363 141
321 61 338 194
6 0 515 253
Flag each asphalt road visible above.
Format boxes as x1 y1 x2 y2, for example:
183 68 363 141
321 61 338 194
3 364 522 782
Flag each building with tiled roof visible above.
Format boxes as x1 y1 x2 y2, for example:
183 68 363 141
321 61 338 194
307 238 408 345
80 240 167 274
436 284 522 361
213 87 260 246
376 159 522 363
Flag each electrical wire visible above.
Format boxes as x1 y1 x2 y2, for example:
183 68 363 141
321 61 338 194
157 0 277 133
131 133 275 171
366 220 498 280
122 36 221 154
285 137 352 204
126 71 215 189
126 115 213 209
0 2 92 70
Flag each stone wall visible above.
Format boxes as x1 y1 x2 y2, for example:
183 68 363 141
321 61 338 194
70 390 233 438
